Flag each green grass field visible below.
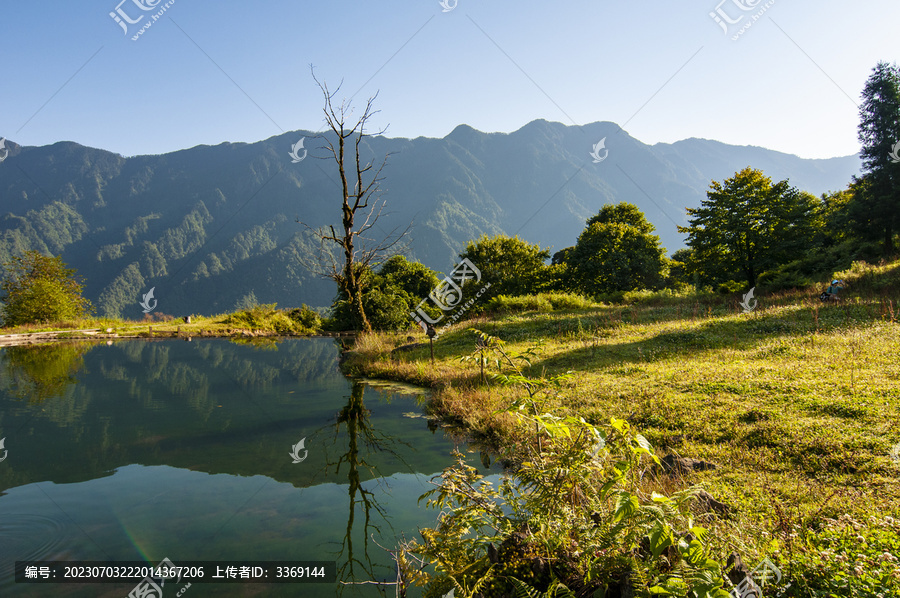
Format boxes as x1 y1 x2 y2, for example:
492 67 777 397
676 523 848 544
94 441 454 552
346 260 900 594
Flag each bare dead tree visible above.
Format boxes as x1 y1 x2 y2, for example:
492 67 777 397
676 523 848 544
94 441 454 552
301 69 408 334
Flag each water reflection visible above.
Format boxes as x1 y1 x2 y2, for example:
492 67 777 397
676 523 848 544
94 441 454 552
330 382 413 592
0 342 91 404
0 338 456 597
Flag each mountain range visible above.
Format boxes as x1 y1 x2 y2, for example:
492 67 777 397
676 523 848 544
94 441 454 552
0 121 860 317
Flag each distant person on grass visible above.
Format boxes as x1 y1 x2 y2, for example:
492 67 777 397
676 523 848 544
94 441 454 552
820 279 845 302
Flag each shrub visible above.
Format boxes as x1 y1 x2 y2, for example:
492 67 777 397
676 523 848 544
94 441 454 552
593 290 627 304
716 280 746 294
543 292 596 310
756 239 886 292
595 288 705 305
483 292 596 314
328 286 416 332
484 294 552 314
223 303 320 334
616 287 702 307
327 257 442 332
286 305 322 332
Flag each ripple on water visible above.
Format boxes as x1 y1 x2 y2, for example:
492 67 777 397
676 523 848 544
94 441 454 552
0 513 71 587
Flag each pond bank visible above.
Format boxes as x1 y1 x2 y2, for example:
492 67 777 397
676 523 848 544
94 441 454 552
339 333 519 459
0 328 356 347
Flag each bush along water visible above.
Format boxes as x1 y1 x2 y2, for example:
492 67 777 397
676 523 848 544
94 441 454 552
222 303 321 334
398 330 732 598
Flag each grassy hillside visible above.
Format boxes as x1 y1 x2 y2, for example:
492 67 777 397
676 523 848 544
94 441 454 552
344 260 900 594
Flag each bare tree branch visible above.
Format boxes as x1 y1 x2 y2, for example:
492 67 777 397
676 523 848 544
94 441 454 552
295 67 409 332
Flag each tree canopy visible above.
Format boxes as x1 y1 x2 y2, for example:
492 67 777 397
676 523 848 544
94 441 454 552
565 202 667 295
458 235 552 300
1 251 93 326
330 255 439 332
679 168 815 289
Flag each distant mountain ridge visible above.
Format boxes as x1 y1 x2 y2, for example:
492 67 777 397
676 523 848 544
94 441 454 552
0 122 860 317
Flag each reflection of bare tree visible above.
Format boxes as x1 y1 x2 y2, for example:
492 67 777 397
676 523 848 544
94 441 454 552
330 381 413 594
0 342 91 404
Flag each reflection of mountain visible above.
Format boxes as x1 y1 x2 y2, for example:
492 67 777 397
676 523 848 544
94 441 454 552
0 338 445 494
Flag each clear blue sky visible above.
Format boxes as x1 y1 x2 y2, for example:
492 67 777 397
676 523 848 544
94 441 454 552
1 0 896 159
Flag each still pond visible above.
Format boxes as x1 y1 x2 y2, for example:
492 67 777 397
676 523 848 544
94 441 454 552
0 337 493 597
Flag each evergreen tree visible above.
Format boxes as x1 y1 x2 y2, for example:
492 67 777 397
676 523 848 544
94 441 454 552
855 61 900 252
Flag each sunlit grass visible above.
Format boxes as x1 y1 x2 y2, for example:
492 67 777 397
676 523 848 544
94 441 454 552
0 307 325 337
347 260 900 582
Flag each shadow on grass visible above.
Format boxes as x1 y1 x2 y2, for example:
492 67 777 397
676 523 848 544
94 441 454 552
439 293 895 378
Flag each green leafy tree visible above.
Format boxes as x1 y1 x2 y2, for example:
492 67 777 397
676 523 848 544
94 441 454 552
458 235 551 300
565 202 667 295
1 251 93 326
330 256 440 331
378 254 440 299
815 190 853 247
666 247 694 288
854 61 900 252
679 168 816 289
586 201 657 233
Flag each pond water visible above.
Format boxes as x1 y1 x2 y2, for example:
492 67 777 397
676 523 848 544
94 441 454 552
0 338 490 597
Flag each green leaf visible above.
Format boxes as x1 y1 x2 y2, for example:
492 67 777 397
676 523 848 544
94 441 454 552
548 583 576 598
648 522 673 559
610 417 628 434
681 539 707 567
613 492 639 522
690 525 709 542
510 577 542 598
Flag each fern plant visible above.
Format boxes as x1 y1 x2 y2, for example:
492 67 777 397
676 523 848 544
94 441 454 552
510 578 576 598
